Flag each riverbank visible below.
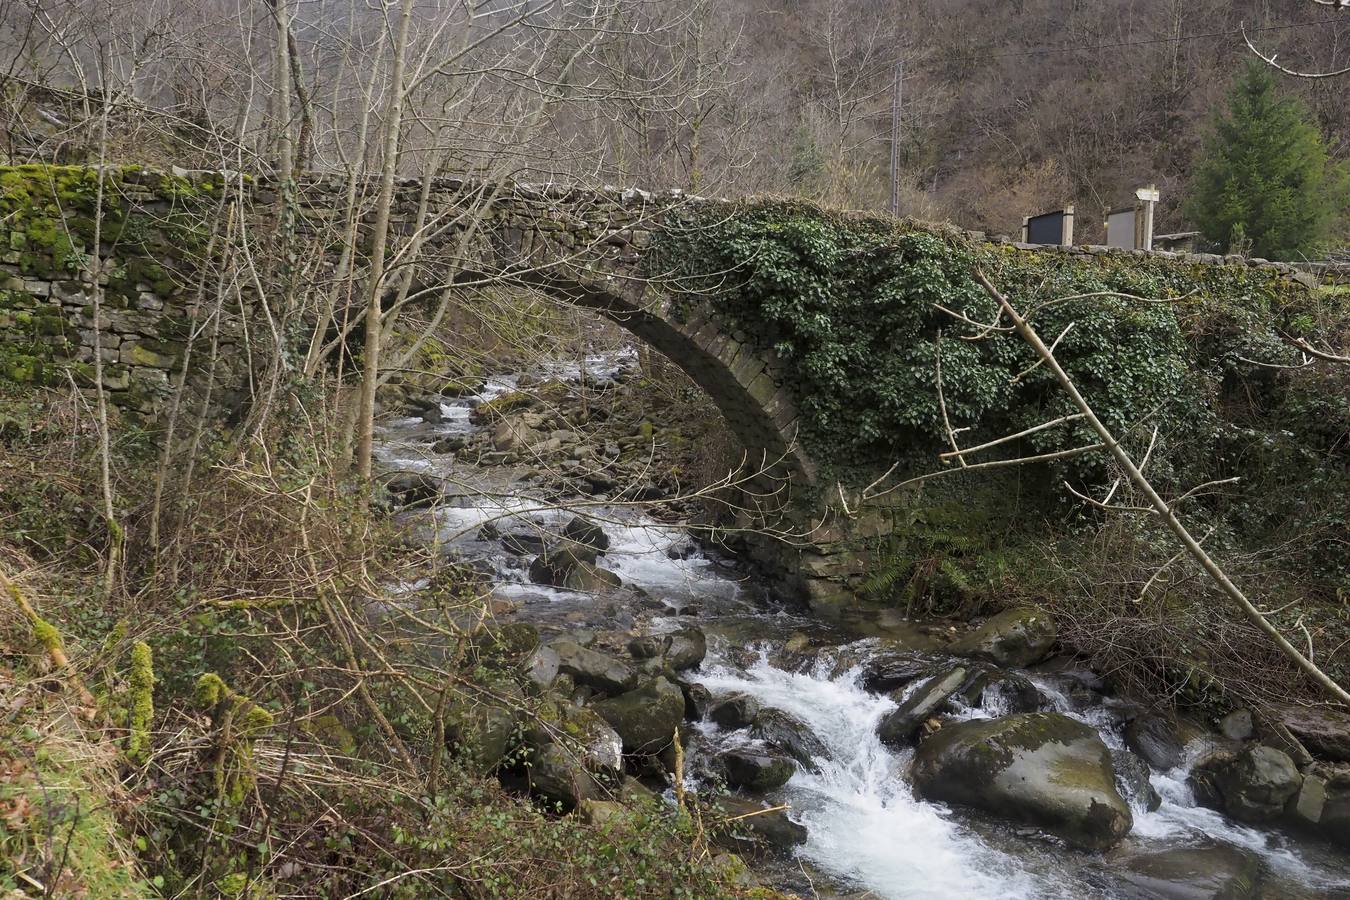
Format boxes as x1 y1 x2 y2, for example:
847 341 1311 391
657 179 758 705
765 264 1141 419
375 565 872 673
369 349 1350 899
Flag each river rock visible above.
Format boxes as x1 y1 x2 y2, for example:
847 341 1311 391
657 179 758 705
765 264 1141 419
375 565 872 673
1103 843 1261 900
1126 712 1212 770
548 639 637 694
677 680 713 720
974 669 1044 714
501 530 547 555
1285 764 1350 849
383 472 442 507
529 743 602 810
948 607 1056 667
432 434 467 454
593 676 686 754
562 516 610 553
709 692 761 730
911 712 1133 850
664 626 707 671
876 667 968 747
527 543 597 584
444 701 523 773
1210 745 1303 824
561 561 623 592
1281 707 1350 762
720 749 795 792
752 709 829 770
713 796 808 855
1112 748 1162 812
859 651 936 694
523 700 624 777
492 414 543 452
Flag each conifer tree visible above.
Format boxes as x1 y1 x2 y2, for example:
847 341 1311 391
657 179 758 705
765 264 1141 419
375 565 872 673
1187 63 1346 260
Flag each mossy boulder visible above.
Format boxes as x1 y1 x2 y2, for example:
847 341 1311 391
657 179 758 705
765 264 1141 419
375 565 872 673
445 701 525 773
948 607 1056 667
524 699 624 778
593 677 686 754
548 640 637 695
529 744 603 811
911 712 1133 850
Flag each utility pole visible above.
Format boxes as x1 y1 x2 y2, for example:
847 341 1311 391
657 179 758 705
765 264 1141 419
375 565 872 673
889 58 903 216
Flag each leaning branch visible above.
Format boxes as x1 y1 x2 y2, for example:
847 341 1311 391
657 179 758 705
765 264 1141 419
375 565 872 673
973 268 1350 707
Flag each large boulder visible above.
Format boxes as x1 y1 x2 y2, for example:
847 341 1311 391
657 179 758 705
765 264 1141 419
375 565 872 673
720 748 796 792
530 744 603 810
709 692 761 730
522 700 624 778
663 626 708 671
1125 712 1212 770
593 677 686 754
911 712 1133 850
1197 745 1303 824
1281 707 1350 763
444 701 523 773
948 607 1056 667
528 543 606 586
876 667 967 747
1103 844 1261 900
548 640 637 695
751 709 829 771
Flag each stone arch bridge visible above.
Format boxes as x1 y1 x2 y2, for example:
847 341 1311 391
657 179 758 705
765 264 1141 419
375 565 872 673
0 166 1320 609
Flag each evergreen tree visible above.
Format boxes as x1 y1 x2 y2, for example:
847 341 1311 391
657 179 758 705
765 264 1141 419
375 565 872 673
1187 63 1346 260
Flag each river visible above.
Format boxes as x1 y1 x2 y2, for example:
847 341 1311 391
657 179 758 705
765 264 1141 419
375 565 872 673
375 351 1350 900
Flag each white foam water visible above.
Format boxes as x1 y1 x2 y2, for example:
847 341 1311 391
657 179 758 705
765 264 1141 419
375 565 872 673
697 652 1068 900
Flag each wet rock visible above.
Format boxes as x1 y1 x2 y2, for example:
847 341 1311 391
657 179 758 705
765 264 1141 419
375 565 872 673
1103 843 1261 900
859 651 936 694
911 712 1133 850
720 749 795 792
751 709 829 770
1203 745 1303 824
561 561 623 592
975 670 1043 715
548 639 637 694
529 743 602 810
709 692 761 730
501 530 547 555
678 680 713 720
1126 712 1212 770
1281 707 1350 762
627 635 664 660
593 677 686 754
664 626 707 671
713 796 808 855
383 472 442 507
561 516 610 553
407 395 444 423
948 607 1056 667
876 667 968 747
1112 748 1162 812
1219 709 1255 742
528 544 608 587
1285 764 1350 849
